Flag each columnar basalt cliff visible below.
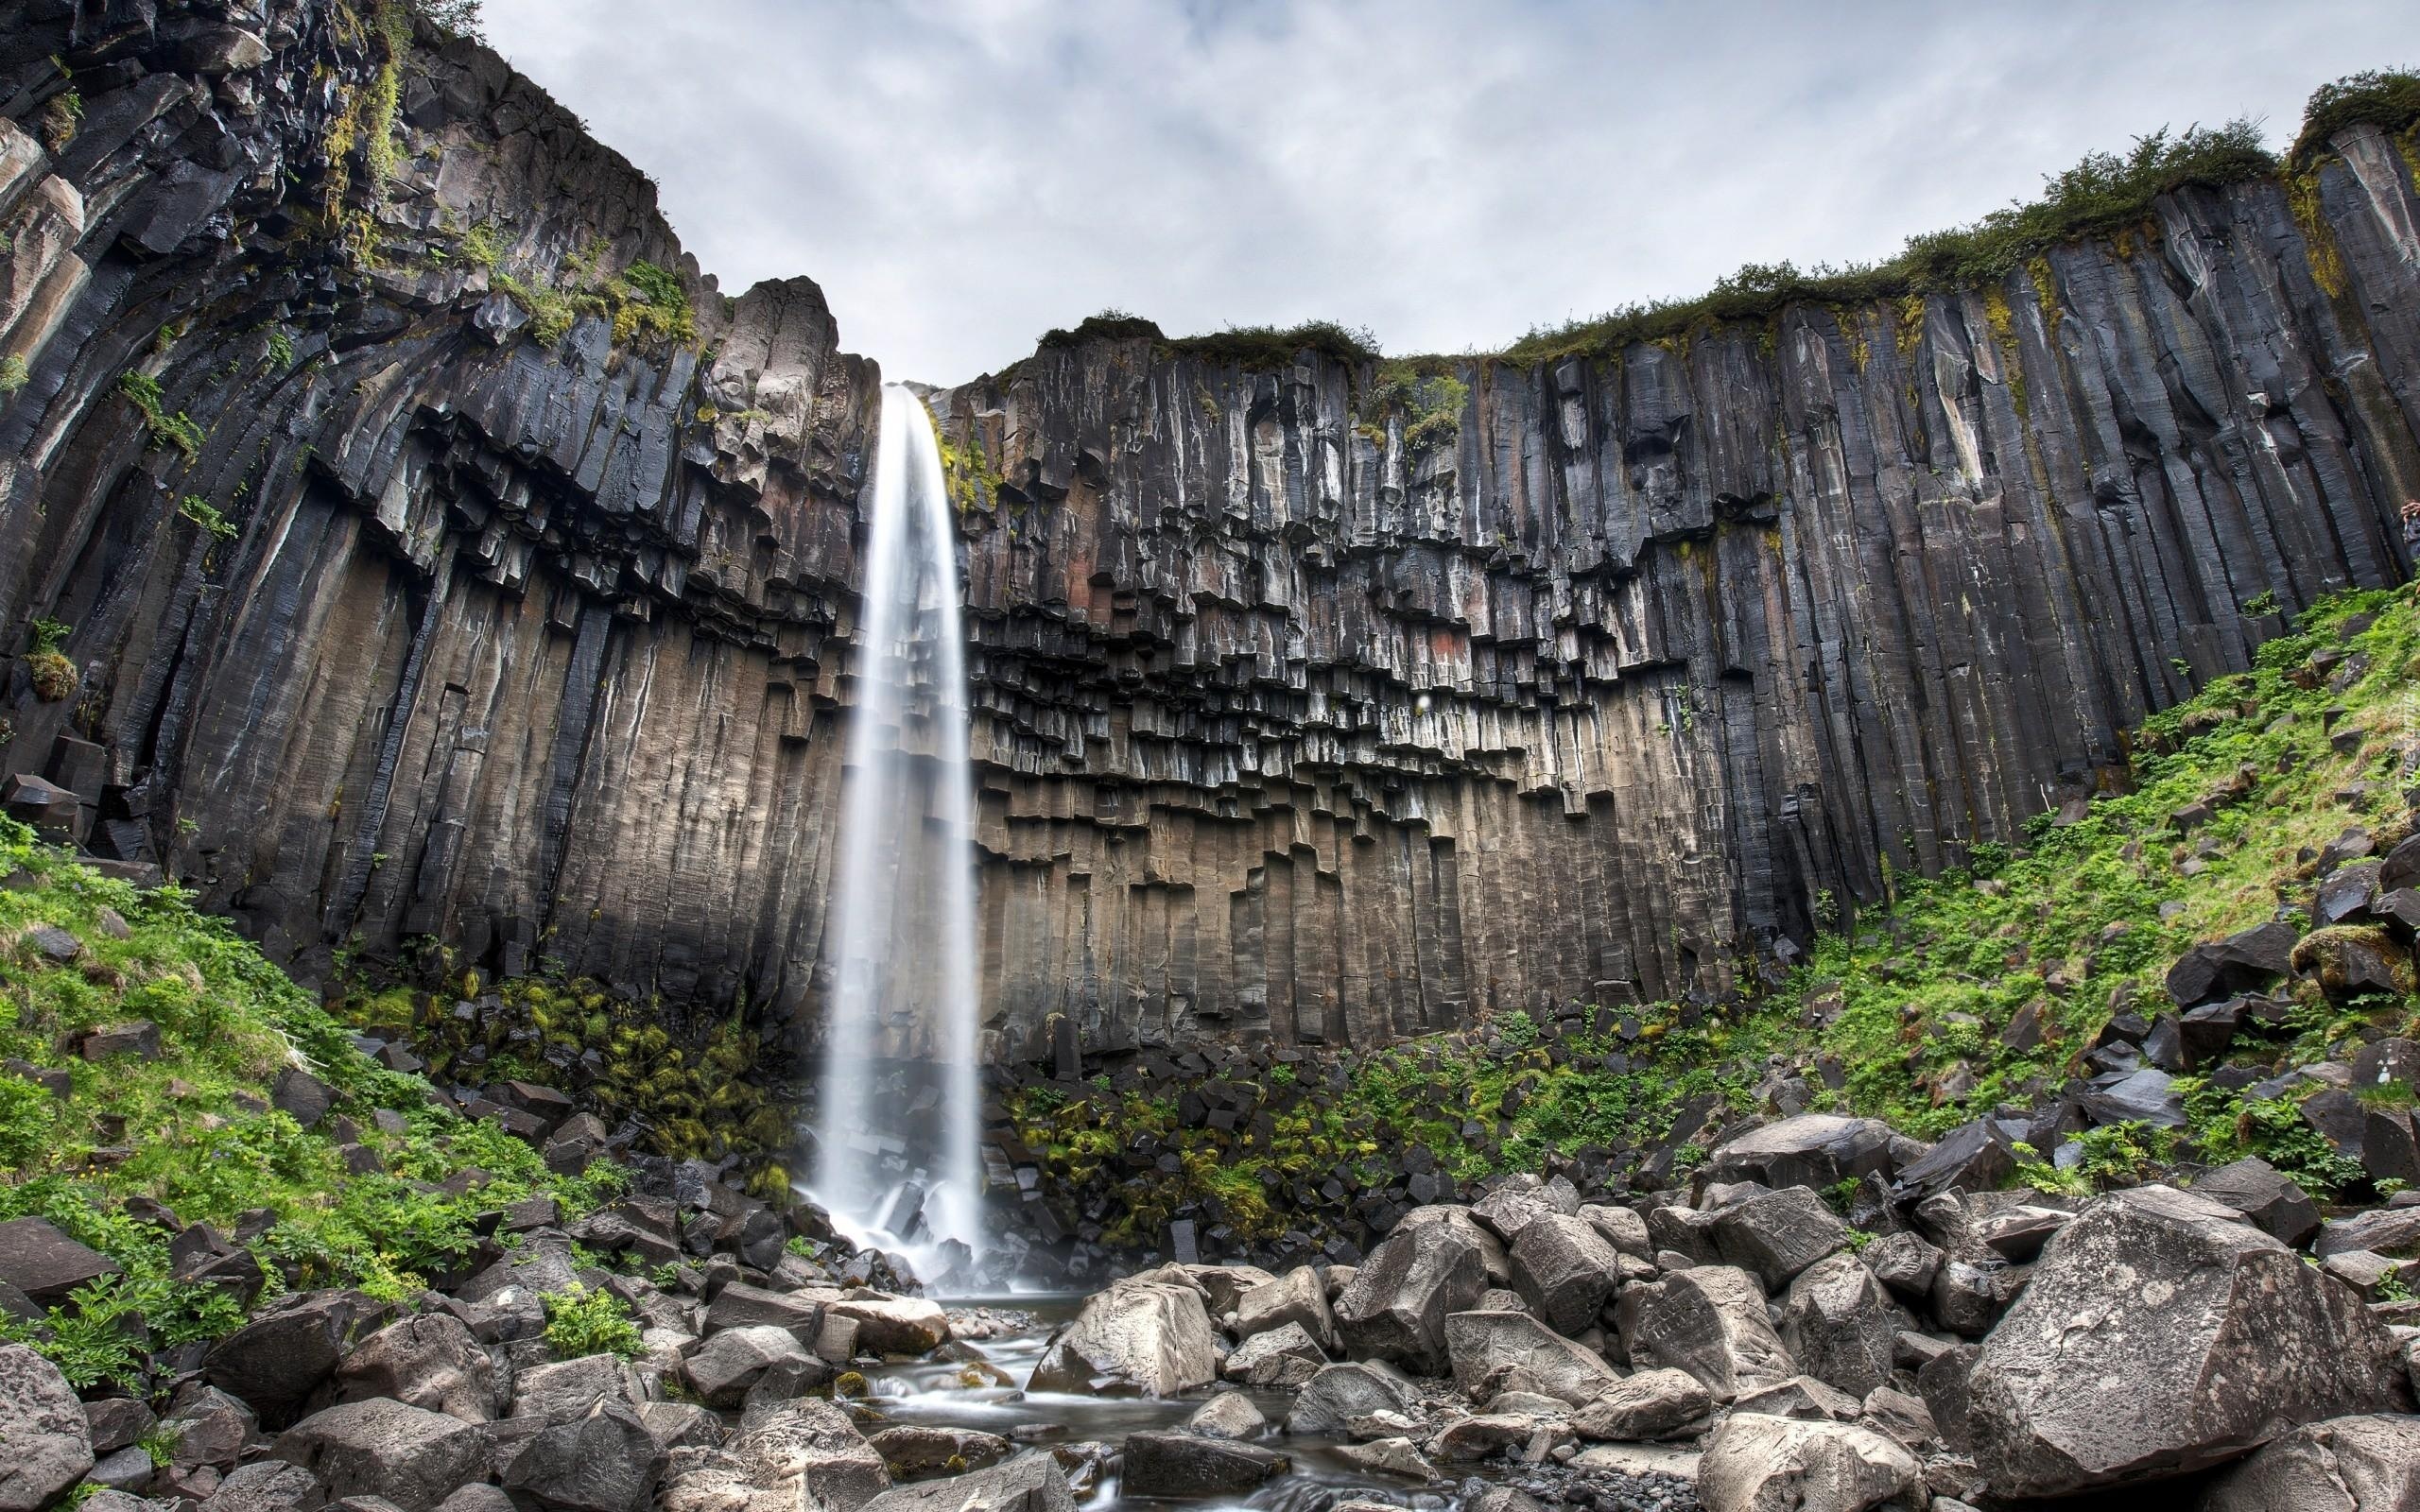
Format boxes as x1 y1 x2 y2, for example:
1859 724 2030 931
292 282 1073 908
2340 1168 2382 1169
2 2 2416 1068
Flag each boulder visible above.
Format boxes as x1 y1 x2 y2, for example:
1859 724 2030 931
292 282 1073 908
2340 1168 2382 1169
1471 1183 1555 1244
335 1314 499 1422
1967 1185 2412 1498
272 1399 493 1512
2197 1413 2420 1511
1860 1232 1941 1300
1705 1116 1898 1191
828 1294 948 1355
1219 1320 1326 1386
1696 1414 1922 1512
1181 1390 1266 1440
205 1290 383 1426
1425 1413 1538 1462
1730 1375 1864 1423
0 1344 95 1512
1570 1367 1713 1440
0 1215 118 1303
1178 1264 1276 1316
1709 1187 1850 1290
856 1453 1073 1512
1915 1344 1979 1455
1972 1204 2071 1263
1779 1253 1897 1400
198 1461 325 1512
513 1354 645 1424
640 1402 726 1455
1118 1432 1288 1498
1629 1265 1795 1401
1579 1204 1652 1259
1392 1205 1512 1285
1442 1310 1621 1407
684 1325 818 1408
1928 1259 2021 1338
1889 1117 2018 1201
2190 1158 2323 1247
1333 1219 1489 1373
660 1398 889 1512
503 1399 666 1512
1507 1213 1622 1335
1857 1387 1938 1452
2166 921 2298 1005
1335 1436 1438 1481
1287 1360 1418 1435
2314 1208 2420 1260
867 1427 1012 1480
704 1283 825 1346
1028 1277 1217 1396
1233 1265 1339 1353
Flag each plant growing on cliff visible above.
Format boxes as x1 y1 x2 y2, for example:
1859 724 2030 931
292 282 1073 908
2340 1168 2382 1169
25 617 75 701
178 495 237 541
0 355 27 397
117 370 206 461
2291 69 2420 165
541 1282 642 1358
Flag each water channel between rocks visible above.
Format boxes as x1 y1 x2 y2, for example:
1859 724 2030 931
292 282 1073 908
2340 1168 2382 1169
853 1298 1700 1512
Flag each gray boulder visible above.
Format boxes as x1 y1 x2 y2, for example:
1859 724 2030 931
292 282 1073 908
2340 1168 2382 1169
1392 1206 1512 1285
1443 1310 1620 1407
1780 1253 1897 1400
1706 1116 1898 1191
1697 1414 1922 1512
867 1426 1012 1480
1579 1204 1652 1260
683 1325 816 1408
1333 1219 1488 1373
0 1344 95 1512
1570 1367 1712 1441
1287 1360 1417 1435
206 1290 384 1426
2197 1413 2420 1511
513 1354 645 1423
197 1461 324 1512
639 1402 725 1455
272 1399 493 1512
1220 1320 1326 1386
827 1295 949 1355
659 1399 889 1512
1860 1231 1941 1300
1119 1432 1288 1498
1968 1185 2412 1498
702 1282 825 1346
2314 1207 2420 1261
1710 1186 1851 1291
1629 1265 1795 1401
1233 1265 1339 1353
1028 1277 1217 1396
2190 1158 2323 1247
1507 1213 1621 1335
503 1400 665 1512
1182 1390 1266 1439
336 1314 500 1422
0 1217 117 1304
856 1453 1073 1512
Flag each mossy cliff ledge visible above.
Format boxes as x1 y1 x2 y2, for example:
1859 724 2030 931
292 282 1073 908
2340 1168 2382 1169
0 2 2417 1077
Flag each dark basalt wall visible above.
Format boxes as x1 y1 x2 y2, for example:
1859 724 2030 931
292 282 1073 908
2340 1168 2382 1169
3 2 2416 1065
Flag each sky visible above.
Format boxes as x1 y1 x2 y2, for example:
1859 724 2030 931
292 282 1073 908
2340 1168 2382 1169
479 0 2420 387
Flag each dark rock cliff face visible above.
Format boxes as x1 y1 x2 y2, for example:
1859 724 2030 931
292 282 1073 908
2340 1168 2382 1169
3 2 2416 1065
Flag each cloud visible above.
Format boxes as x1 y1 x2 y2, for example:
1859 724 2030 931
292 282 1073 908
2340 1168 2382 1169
480 0 2420 385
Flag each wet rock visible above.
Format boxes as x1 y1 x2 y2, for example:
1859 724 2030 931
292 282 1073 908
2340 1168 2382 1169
1709 1187 1850 1290
1028 1277 1218 1396
857 1453 1074 1512
2198 1413 2420 1510
1697 1414 1922 1512
272 1400 493 1512
1333 1218 1489 1373
0 1344 95 1512
1181 1390 1267 1440
1119 1431 1288 1497
829 1294 950 1355
1287 1361 1419 1435
1443 1310 1621 1407
868 1427 1013 1480
502 1400 665 1512
1233 1264 1339 1353
1571 1367 1713 1440
1779 1253 1897 1400
1220 1320 1327 1386
1336 1436 1438 1481
335 1314 500 1422
2187 1158 2323 1247
1629 1265 1795 1401
1967 1185 2412 1498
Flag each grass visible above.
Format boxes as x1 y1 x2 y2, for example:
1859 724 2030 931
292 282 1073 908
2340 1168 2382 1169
485 238 697 352
0 818 632 1387
117 371 206 461
1032 310 1378 370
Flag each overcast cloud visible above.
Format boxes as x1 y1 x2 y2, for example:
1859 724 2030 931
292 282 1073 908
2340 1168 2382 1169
479 1 2419 386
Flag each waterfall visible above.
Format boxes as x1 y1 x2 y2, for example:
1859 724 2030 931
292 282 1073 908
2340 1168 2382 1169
809 384 985 1282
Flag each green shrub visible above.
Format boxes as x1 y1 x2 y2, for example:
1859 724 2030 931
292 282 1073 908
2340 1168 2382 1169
0 354 27 396
542 1283 642 1358
2291 69 2420 165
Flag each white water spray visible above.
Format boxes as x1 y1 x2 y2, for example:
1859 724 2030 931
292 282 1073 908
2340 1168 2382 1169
810 384 984 1279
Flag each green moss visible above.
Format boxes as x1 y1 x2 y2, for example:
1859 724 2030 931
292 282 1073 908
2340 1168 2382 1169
117 370 206 461
0 355 28 397
178 494 237 541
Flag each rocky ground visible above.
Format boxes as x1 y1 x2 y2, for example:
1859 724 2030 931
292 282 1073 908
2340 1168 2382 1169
9 1106 2419 1511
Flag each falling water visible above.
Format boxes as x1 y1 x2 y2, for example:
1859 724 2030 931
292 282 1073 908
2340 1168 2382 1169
810 384 985 1280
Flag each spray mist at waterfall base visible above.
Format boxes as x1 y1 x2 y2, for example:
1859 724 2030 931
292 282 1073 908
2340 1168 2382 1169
804 384 991 1291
